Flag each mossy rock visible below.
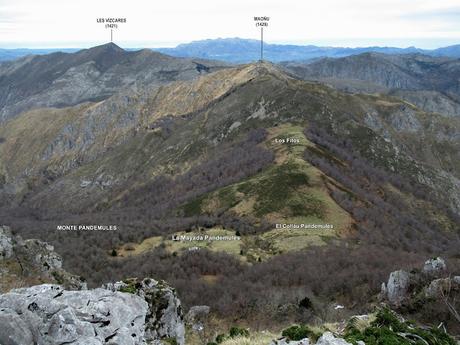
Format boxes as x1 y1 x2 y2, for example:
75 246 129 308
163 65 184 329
163 337 178 345
119 278 142 294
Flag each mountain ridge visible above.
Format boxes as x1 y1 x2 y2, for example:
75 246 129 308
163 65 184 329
1 61 458 220
282 52 460 117
0 42 229 123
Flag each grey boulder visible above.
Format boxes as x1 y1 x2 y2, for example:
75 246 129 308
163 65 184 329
316 332 353 345
104 278 185 345
422 257 447 278
0 284 148 345
383 270 410 305
270 337 310 345
185 305 210 324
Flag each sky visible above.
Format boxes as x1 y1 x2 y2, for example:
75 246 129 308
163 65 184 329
0 0 459 49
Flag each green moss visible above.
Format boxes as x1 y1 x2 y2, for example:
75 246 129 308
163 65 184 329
119 285 137 294
51 270 65 285
119 279 139 294
163 337 178 345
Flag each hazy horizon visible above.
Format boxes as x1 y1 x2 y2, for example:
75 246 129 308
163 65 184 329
1 0 459 50
1 36 460 50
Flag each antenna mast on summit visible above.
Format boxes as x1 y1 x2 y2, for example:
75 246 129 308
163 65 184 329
261 27 263 61
254 16 269 61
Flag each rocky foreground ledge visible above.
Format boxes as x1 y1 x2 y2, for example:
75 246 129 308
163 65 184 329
1 225 459 345
0 225 185 345
0 278 185 345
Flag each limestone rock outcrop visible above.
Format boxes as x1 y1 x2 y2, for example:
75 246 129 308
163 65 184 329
424 277 460 299
104 277 185 345
422 257 447 278
0 225 86 292
380 257 460 309
0 278 186 345
316 332 353 345
385 270 411 305
0 284 148 345
270 338 310 345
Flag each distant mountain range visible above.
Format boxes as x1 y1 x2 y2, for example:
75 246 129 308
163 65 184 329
2 38 460 63
0 48 79 61
154 38 460 62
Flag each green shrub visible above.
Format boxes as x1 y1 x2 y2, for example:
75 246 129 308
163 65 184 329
119 281 137 294
282 325 314 341
371 307 406 332
344 308 457 345
182 195 205 217
229 326 249 338
215 334 226 344
214 327 250 344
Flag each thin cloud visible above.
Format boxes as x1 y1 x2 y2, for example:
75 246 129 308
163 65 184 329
402 7 460 20
0 0 458 48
